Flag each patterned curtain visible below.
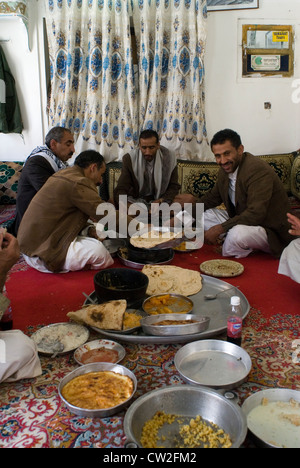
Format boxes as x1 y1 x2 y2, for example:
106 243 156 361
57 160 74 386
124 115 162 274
46 0 210 161
46 0 137 161
132 0 211 160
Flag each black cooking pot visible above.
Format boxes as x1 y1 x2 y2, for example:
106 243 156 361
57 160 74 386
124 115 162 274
94 268 149 305
127 242 173 264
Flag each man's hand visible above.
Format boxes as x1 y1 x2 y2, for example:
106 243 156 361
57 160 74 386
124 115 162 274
173 193 197 207
287 213 300 236
204 224 225 245
0 229 20 291
0 229 20 272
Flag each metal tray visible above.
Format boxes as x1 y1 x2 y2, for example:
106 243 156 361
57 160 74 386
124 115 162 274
141 314 210 336
242 388 300 448
174 339 252 390
84 275 250 344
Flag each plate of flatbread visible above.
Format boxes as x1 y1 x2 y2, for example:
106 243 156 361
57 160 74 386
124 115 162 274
130 229 183 250
200 260 244 278
141 265 203 296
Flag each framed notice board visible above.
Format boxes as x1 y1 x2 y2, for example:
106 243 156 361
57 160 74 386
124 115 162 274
242 24 294 77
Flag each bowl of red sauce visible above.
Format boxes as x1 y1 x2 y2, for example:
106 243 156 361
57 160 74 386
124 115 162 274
74 339 126 366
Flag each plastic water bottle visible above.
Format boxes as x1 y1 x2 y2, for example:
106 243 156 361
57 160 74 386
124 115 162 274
227 296 242 346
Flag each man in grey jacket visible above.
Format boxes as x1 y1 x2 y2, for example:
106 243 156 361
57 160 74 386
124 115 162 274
11 126 75 235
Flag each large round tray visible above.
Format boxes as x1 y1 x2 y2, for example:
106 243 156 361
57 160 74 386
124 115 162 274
84 275 250 344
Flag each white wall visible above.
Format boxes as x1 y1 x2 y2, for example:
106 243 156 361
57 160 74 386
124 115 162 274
0 0 299 162
0 0 48 162
205 0 300 156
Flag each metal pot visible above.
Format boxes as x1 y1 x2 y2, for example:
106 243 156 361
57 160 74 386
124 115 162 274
242 388 300 448
127 241 173 264
124 385 247 448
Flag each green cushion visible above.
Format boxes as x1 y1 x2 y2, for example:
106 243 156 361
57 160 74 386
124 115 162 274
0 162 23 205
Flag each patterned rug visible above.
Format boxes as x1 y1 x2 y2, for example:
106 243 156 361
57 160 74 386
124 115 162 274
0 311 299 448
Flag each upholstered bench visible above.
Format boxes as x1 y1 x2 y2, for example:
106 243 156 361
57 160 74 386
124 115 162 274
102 151 300 203
1 152 300 228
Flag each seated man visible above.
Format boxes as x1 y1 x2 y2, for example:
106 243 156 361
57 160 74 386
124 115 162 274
11 126 75 235
17 150 115 273
114 129 180 213
278 213 300 283
174 129 293 258
0 228 42 382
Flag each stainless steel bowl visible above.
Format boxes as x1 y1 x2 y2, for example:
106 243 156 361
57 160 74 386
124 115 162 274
175 339 252 390
140 314 210 336
58 362 137 418
242 388 300 448
124 385 247 448
142 293 193 315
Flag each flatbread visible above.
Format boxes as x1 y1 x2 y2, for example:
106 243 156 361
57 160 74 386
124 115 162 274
142 265 202 296
130 230 181 249
67 300 127 330
200 260 244 278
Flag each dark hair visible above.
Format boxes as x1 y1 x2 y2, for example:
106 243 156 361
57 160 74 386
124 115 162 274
210 129 242 150
74 150 105 169
45 126 72 147
139 129 159 143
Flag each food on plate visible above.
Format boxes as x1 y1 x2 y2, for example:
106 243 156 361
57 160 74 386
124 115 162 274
130 229 181 249
142 265 202 296
61 370 134 409
80 347 120 364
140 411 232 448
152 319 198 326
67 302 142 331
247 398 300 448
31 323 89 354
123 311 142 329
67 300 127 330
143 294 192 315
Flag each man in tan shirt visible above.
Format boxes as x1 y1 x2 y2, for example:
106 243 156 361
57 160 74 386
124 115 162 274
18 150 114 273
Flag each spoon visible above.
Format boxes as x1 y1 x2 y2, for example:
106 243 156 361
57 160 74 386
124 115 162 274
204 286 237 301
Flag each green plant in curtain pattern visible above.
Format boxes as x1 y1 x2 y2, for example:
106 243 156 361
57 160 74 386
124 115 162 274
46 0 210 161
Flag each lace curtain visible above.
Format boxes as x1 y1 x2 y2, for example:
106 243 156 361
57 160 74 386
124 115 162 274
46 0 210 161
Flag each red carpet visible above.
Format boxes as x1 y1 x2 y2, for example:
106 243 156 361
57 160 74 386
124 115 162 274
5 244 300 331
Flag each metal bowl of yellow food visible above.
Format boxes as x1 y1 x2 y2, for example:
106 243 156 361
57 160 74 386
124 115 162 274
140 314 210 336
58 362 137 418
124 385 247 448
142 293 193 315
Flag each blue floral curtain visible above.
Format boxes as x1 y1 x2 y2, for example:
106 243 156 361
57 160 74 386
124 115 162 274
46 0 137 161
132 0 210 160
46 0 210 161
